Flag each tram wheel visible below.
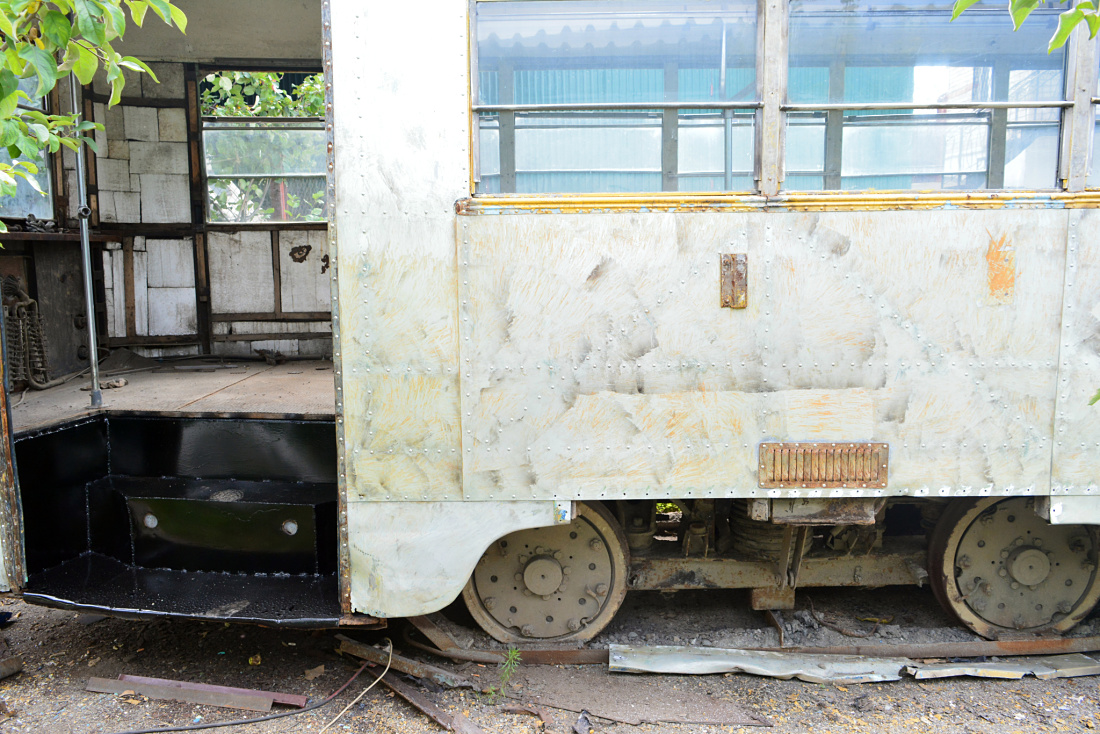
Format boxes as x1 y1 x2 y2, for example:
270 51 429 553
462 501 629 644
928 497 1100 639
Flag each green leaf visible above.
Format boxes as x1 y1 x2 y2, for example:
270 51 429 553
70 41 99 85
0 93 17 121
1085 11 1100 38
0 69 17 103
1010 0 1041 31
27 123 48 144
950 0 983 21
125 0 148 26
4 46 25 76
106 61 124 106
146 0 170 23
120 55 158 82
18 44 58 99
0 11 15 41
168 3 187 32
79 135 97 154
100 2 127 41
75 0 107 47
1049 6 1087 51
1091 389 1100 406
40 10 72 49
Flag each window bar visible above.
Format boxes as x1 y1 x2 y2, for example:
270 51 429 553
662 61 679 192
823 59 845 190
721 19 733 191
499 61 516 193
986 61 1011 189
473 101 762 112
783 101 1072 111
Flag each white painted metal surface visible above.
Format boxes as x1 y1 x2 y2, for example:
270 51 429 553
329 0 573 615
459 210 1068 502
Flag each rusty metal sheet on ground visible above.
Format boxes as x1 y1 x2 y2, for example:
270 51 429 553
516 666 768 727
609 644 911 685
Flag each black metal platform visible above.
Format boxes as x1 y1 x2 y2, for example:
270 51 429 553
13 413 342 626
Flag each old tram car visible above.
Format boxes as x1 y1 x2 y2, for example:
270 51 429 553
6 0 1100 645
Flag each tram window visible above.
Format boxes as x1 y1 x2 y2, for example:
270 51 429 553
474 0 758 194
786 0 1065 191
200 71 326 223
0 77 54 221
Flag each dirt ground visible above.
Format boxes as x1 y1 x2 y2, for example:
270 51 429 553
0 586 1097 734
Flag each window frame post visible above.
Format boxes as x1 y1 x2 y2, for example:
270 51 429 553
1061 25 1098 191
756 0 787 197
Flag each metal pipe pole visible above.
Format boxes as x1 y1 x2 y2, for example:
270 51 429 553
68 74 101 408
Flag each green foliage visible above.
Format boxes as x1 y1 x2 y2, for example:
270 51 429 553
0 0 186 228
952 0 1100 52
482 647 521 704
200 70 326 224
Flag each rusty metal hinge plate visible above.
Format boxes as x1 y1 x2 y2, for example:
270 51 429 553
720 253 747 309
759 442 889 489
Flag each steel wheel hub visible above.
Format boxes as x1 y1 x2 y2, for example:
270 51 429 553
952 498 1098 630
463 503 628 643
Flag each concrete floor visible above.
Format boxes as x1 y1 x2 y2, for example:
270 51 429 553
11 357 336 432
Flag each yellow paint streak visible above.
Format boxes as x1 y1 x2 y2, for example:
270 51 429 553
985 230 1015 305
460 191 1100 214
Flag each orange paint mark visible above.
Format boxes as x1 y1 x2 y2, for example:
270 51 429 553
986 230 1015 305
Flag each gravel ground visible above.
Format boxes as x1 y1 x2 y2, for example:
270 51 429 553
0 587 1096 734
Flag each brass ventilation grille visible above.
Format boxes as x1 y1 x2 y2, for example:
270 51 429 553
759 442 889 489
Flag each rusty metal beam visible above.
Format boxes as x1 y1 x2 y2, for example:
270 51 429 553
117 675 307 708
86 677 273 712
628 543 927 591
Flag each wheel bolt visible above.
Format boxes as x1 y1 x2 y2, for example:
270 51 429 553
484 597 496 610
595 583 608 595
957 555 971 569
998 568 1007 577
521 625 535 637
1010 582 1019 590
590 538 604 551
567 618 581 632
1058 601 1073 613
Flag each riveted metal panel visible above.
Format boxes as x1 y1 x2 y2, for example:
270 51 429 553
458 210 1068 502
1052 209 1100 497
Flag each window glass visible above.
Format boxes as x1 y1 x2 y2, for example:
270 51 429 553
1 77 53 220
786 0 1065 191
476 0 757 194
201 72 325 223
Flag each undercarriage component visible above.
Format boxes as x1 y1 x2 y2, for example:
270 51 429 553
462 502 629 643
929 497 1100 639
729 500 788 559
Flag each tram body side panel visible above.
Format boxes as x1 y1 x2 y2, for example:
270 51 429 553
1052 209 1100 514
459 209 1067 503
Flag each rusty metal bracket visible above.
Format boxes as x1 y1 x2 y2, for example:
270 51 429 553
720 253 747 309
760 442 889 489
